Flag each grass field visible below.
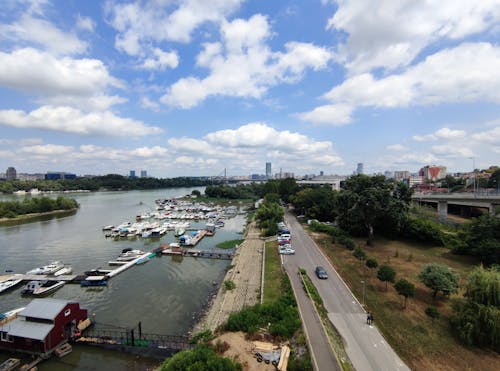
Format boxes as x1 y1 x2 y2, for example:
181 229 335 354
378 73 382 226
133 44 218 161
309 229 499 371
216 239 243 249
263 241 283 303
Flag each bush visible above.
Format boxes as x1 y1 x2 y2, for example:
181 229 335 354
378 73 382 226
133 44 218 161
161 344 241 370
353 247 367 260
224 280 236 291
425 306 440 320
400 217 444 245
338 235 356 250
366 258 378 269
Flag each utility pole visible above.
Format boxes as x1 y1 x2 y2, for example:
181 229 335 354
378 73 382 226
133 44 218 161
361 280 366 306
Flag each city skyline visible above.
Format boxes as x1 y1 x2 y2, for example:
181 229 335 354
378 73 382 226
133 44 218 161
0 1 499 178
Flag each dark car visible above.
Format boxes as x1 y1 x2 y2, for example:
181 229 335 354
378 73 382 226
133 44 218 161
315 266 328 279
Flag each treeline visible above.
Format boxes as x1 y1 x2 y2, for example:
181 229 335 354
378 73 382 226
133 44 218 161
0 174 221 193
0 196 78 218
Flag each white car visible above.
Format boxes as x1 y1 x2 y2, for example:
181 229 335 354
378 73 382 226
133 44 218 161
279 247 295 255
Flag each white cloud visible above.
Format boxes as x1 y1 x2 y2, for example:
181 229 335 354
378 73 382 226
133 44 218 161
105 0 243 55
301 43 500 125
19 144 73 155
432 145 474 158
0 48 123 98
139 48 179 70
326 0 500 73
412 134 436 142
141 97 160 112
471 126 500 144
0 14 87 55
76 15 95 32
297 104 353 125
386 144 406 151
434 128 466 139
130 146 168 157
0 106 163 136
161 15 333 108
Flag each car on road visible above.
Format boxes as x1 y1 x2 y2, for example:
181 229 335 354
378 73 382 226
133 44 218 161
279 247 295 255
315 266 328 279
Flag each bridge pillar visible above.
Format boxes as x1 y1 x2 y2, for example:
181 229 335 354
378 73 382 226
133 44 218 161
438 201 448 220
490 203 498 216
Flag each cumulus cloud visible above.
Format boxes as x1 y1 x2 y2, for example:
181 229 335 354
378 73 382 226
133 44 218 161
386 144 407 151
139 48 179 70
0 14 87 55
326 0 500 73
300 43 500 125
141 97 160 112
413 127 467 142
0 106 163 136
296 104 353 125
19 144 73 155
76 15 95 32
105 0 243 55
432 145 474 158
161 15 333 108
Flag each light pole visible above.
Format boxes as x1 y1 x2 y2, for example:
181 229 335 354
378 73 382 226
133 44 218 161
469 157 475 193
361 280 366 306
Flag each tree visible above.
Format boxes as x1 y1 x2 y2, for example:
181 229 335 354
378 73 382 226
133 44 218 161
353 247 367 260
366 258 378 269
377 265 396 291
418 263 459 299
161 344 241 370
465 265 499 307
394 279 415 309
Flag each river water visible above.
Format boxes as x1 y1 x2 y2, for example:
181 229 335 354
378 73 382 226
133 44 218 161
0 188 246 370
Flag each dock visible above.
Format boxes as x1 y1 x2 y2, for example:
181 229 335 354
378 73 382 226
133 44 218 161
162 247 234 260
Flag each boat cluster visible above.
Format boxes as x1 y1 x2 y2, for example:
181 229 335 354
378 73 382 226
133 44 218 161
103 220 191 238
18 261 74 296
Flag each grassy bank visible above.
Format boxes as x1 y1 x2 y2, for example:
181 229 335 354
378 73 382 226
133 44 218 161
0 208 78 226
263 241 282 303
216 239 244 250
308 227 499 370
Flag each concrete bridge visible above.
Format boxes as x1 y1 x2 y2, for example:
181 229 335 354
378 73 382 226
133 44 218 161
412 192 500 219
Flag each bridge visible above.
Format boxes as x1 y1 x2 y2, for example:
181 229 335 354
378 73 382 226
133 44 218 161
412 192 500 219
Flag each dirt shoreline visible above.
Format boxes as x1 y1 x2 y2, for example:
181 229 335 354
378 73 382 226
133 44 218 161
193 220 265 334
0 208 78 225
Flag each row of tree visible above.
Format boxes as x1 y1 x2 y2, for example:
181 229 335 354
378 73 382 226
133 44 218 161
0 175 220 194
0 196 78 218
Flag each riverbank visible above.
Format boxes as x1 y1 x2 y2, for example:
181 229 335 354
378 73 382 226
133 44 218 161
193 220 264 333
0 208 78 226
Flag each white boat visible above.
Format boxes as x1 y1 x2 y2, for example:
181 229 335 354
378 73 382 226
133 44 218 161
116 249 145 261
0 307 25 320
102 225 115 231
0 275 23 294
32 280 65 295
26 261 65 275
53 266 73 276
174 228 185 237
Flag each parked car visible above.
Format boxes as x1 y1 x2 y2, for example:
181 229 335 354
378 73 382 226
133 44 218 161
315 266 328 279
279 247 295 255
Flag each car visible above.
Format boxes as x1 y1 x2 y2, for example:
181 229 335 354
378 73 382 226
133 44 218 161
279 248 295 255
315 266 328 279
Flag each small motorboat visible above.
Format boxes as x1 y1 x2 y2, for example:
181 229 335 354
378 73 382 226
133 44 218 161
32 280 65 295
53 266 73 276
80 276 108 287
0 275 23 294
26 261 65 275
116 249 145 261
0 307 25 320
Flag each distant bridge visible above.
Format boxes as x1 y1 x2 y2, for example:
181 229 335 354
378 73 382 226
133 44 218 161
412 192 500 219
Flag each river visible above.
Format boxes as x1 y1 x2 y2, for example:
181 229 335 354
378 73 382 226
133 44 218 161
0 188 246 370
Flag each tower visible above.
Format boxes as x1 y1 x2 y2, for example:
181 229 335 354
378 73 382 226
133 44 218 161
6 167 17 180
266 162 271 179
356 163 364 175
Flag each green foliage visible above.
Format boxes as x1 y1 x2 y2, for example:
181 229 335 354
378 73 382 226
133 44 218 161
224 280 236 291
465 266 500 307
425 306 440 320
377 265 396 290
450 301 500 352
291 187 336 221
161 344 242 370
190 329 215 345
394 279 415 308
418 263 460 299
204 184 257 199
400 216 444 245
191 190 201 197
353 247 367 260
225 277 300 339
451 215 500 266
338 235 356 250
255 199 284 236
366 258 378 269
0 196 78 218
216 240 243 250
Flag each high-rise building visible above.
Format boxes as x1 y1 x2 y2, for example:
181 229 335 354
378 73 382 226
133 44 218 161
394 171 410 181
6 167 17 180
420 165 447 181
129 170 136 178
140 170 147 178
265 162 271 179
356 163 364 175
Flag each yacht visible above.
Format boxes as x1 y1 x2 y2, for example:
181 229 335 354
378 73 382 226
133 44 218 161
26 261 65 275
116 248 145 261
0 275 23 294
32 280 65 295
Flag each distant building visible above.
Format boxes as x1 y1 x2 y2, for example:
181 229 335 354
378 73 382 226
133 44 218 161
5 167 16 180
45 172 77 180
420 165 447 181
140 170 147 178
384 171 394 179
17 173 45 181
409 176 423 188
129 170 136 178
265 162 272 179
356 163 364 175
394 171 410 181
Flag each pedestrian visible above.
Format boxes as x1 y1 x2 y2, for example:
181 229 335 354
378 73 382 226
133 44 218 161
366 312 371 325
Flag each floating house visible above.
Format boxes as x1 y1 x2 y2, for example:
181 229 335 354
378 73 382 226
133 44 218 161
0 298 89 356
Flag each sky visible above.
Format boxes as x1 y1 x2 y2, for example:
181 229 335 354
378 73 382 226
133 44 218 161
0 0 499 178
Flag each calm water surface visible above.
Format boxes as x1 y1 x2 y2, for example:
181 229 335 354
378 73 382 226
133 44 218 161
0 188 246 369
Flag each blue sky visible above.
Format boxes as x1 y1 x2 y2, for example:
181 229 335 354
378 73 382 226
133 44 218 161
0 0 499 178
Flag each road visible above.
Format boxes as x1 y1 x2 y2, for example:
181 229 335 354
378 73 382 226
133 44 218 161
283 211 410 371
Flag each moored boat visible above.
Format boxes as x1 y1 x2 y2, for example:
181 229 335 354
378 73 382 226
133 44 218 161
54 266 73 276
0 275 23 294
32 280 65 295
80 275 108 287
116 248 145 261
26 261 65 275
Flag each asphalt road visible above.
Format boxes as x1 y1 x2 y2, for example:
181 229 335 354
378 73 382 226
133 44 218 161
283 211 410 371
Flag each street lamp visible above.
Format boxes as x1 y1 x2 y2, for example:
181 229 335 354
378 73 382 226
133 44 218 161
469 157 475 193
361 280 366 306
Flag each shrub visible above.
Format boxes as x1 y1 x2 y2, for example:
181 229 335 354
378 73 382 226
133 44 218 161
425 306 440 320
353 247 367 260
366 258 378 269
224 280 236 291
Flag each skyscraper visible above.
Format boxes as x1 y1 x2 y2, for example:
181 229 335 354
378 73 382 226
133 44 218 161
129 170 136 178
140 170 147 178
357 163 364 175
265 162 271 179
6 167 17 180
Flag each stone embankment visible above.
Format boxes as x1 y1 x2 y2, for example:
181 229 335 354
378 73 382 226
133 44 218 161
194 221 264 333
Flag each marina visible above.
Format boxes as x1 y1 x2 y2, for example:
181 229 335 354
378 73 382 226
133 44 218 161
0 188 247 370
